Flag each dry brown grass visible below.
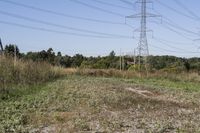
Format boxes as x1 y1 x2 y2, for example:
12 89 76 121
64 68 140 78
0 56 64 90
64 68 200 83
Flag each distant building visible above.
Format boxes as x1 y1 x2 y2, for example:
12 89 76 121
127 61 135 65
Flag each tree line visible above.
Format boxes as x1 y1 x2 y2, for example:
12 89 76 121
2 44 200 73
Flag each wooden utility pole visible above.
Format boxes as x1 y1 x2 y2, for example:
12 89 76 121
14 45 17 66
120 49 122 71
134 49 136 71
122 53 125 71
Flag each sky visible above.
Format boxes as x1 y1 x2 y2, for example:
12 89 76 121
0 0 200 57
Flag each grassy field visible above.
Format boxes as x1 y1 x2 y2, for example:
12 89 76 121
1 74 200 132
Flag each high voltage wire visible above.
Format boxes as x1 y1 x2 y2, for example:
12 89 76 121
151 9 199 37
156 12 200 36
0 20 133 39
119 0 135 6
89 0 134 10
160 23 194 40
153 37 198 53
149 43 200 54
0 0 125 25
151 20 199 47
150 44 182 53
155 0 198 21
150 20 194 40
153 20 193 39
162 22 195 40
68 0 125 17
174 0 200 20
163 19 199 36
154 37 198 47
0 10 131 38
151 36 200 53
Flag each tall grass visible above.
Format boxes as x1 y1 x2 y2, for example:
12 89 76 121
64 68 200 83
0 56 63 91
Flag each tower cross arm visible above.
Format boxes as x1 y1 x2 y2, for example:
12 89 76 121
134 28 153 32
135 0 153 3
126 13 161 18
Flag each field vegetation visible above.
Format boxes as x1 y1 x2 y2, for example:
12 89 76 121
1 45 200 132
1 73 200 132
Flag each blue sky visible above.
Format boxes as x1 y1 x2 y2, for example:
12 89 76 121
0 0 200 57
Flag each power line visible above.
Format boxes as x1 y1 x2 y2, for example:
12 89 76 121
161 17 199 36
162 24 194 40
151 20 194 40
0 0 125 25
149 43 200 54
153 37 198 53
153 37 198 47
89 0 134 10
163 19 199 36
0 10 131 38
155 0 198 21
151 9 199 36
174 0 200 20
154 37 191 45
0 20 133 39
151 19 199 44
150 44 180 53
119 0 135 6
68 0 125 17
119 0 152 10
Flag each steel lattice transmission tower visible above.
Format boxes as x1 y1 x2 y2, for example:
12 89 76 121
138 0 149 72
126 0 160 73
0 38 4 55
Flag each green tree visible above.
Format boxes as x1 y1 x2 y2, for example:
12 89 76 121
109 51 115 59
57 52 62 57
72 54 84 67
184 61 191 72
4 44 20 57
60 55 72 68
47 48 56 65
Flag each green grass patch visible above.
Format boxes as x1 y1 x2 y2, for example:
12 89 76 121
122 76 200 92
